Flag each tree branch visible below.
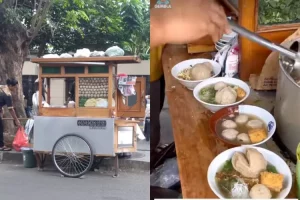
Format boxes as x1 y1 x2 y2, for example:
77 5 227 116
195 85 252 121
29 0 52 39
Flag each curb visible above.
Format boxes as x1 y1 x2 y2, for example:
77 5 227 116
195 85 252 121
0 151 150 172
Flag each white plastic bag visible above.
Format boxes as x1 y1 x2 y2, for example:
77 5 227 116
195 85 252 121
74 48 91 58
60 53 73 58
43 54 60 58
96 98 108 108
150 158 180 188
105 46 125 57
224 38 239 77
24 119 34 136
90 51 105 57
136 124 146 140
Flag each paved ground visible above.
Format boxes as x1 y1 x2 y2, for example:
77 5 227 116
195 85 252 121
0 163 149 200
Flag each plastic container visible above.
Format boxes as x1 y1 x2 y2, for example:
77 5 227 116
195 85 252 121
21 148 36 168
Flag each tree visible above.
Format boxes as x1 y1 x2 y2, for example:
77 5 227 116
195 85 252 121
121 0 150 59
0 0 87 144
30 0 150 59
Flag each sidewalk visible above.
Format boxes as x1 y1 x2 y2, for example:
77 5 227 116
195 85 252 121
0 140 150 172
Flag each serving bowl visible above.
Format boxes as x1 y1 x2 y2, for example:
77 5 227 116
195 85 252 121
221 31 238 42
171 59 222 90
207 146 292 199
193 77 250 113
209 105 276 146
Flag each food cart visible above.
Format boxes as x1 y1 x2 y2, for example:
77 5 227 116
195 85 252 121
30 56 145 178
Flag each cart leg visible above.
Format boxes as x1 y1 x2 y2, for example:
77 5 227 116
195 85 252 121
35 153 47 171
113 155 119 178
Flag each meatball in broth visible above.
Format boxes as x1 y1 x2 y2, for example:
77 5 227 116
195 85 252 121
221 129 239 140
247 120 264 129
237 133 251 144
222 120 237 129
235 114 249 124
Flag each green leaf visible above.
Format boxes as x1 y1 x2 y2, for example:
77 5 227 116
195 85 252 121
266 165 278 173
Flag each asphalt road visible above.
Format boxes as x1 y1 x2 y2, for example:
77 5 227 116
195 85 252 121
0 163 149 200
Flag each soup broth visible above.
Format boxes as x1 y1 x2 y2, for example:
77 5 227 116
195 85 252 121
216 113 268 145
216 159 280 199
199 82 246 105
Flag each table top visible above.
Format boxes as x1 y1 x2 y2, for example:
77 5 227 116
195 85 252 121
161 44 297 198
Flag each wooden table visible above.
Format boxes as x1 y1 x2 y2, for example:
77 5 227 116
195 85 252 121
161 44 297 198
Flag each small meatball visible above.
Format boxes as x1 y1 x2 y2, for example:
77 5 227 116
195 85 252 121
237 133 251 144
249 184 272 199
221 129 239 140
229 114 235 118
235 114 249 124
214 81 227 91
236 87 247 99
222 120 237 129
247 119 264 129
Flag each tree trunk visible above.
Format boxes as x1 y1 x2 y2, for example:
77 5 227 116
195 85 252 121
0 30 29 146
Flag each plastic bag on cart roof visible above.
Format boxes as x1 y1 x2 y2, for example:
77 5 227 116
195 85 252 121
12 127 29 152
60 53 73 58
105 46 124 57
74 48 91 58
90 51 105 57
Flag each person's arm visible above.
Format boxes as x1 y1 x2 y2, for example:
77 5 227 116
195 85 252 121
5 95 20 126
150 0 231 49
150 8 169 48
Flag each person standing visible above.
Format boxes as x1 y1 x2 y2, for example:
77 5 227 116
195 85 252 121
0 78 21 151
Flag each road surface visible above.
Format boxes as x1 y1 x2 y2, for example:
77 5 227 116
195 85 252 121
0 163 149 200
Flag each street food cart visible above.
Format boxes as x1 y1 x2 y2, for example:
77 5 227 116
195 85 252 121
30 56 145 178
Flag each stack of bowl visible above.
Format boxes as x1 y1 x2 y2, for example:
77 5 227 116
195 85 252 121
215 32 237 51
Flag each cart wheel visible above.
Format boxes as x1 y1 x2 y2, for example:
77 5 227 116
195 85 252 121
52 134 94 178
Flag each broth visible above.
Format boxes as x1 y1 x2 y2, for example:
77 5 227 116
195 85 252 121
199 83 246 105
216 113 267 145
216 159 280 199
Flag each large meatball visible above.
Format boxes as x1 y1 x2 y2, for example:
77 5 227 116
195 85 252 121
189 62 213 80
215 86 237 105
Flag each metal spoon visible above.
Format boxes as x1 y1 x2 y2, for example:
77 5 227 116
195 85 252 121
228 20 300 77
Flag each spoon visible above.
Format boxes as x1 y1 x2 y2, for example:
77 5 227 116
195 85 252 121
228 20 300 77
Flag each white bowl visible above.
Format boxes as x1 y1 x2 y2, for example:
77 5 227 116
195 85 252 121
171 59 222 90
210 105 277 146
207 146 292 199
238 105 276 146
193 77 250 113
222 31 238 42
216 41 228 47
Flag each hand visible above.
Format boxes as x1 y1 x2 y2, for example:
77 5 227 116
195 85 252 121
14 119 21 127
156 0 231 44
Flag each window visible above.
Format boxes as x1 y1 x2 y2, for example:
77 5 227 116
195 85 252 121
42 67 61 74
65 66 85 74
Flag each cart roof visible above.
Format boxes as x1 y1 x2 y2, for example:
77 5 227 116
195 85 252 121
31 56 141 64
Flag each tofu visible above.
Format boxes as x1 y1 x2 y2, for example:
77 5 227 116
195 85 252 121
248 128 267 143
236 87 246 99
260 171 284 192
